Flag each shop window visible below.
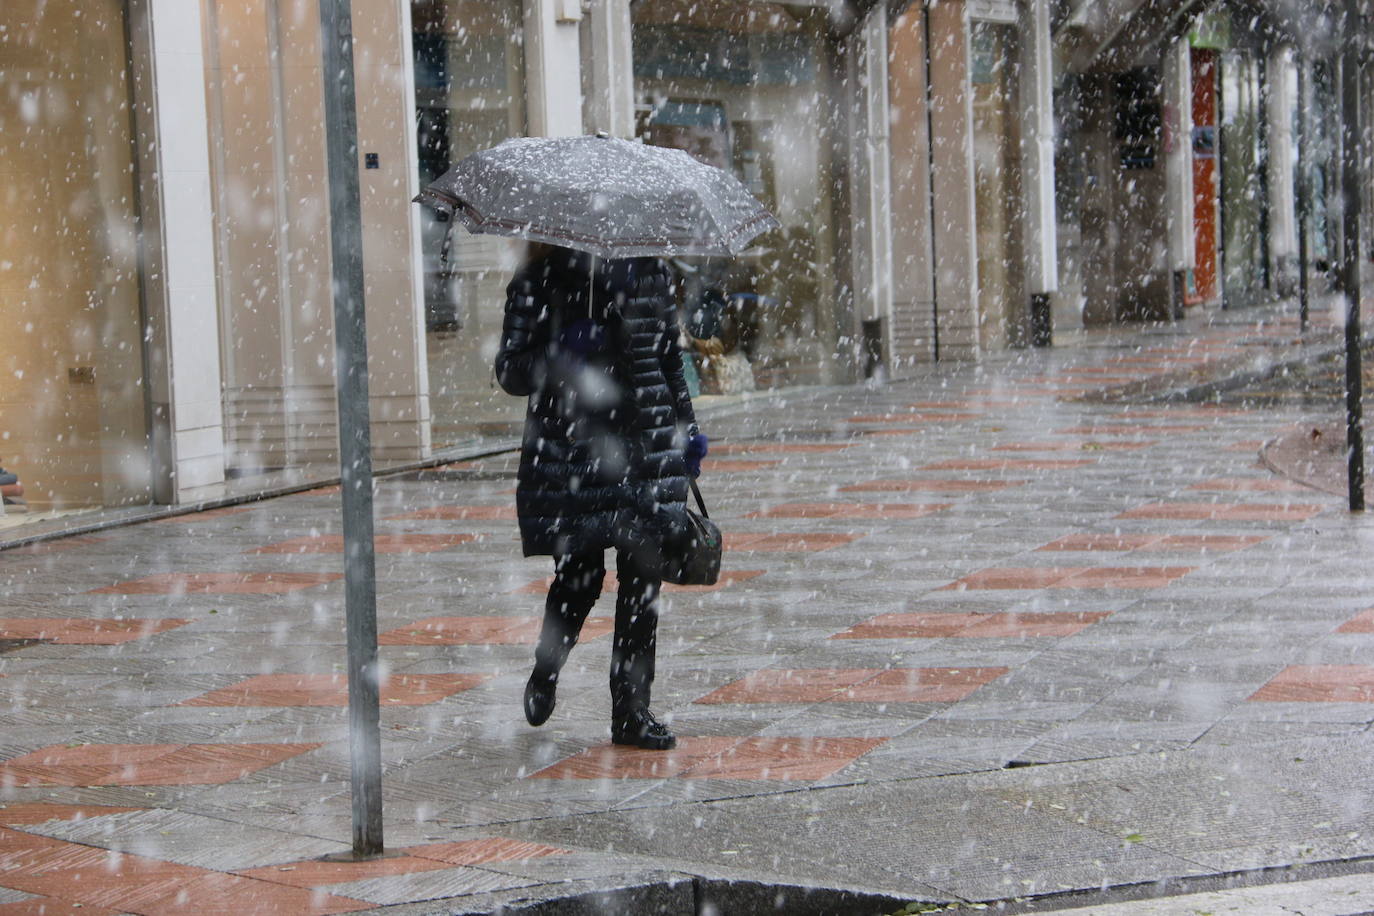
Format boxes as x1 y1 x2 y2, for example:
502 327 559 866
631 0 839 391
412 0 528 444
0 0 150 522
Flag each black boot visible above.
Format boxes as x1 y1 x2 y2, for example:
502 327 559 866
524 667 557 727
611 706 676 750
527 553 604 728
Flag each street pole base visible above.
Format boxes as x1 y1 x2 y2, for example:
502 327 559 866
320 848 402 863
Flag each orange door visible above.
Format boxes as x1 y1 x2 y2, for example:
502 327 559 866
1189 48 1220 304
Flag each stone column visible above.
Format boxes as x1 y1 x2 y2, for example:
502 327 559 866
206 0 335 471
584 0 634 138
1266 46 1299 296
844 5 894 376
128 0 226 501
927 0 981 360
1019 0 1058 344
1163 37 1195 313
525 0 585 137
887 6 937 366
354 0 432 461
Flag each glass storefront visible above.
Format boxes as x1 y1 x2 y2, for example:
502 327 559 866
413 0 528 445
0 0 150 521
630 0 841 391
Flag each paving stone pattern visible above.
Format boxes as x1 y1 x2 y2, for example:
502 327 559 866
4 308 1374 913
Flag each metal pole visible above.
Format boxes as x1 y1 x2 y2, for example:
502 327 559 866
319 0 384 854
1340 11 1366 512
1297 55 1311 333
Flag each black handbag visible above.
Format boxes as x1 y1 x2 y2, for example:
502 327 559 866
660 479 722 586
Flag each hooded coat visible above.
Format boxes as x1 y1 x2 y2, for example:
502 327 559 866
495 251 697 558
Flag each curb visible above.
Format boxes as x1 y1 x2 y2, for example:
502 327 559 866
358 855 1374 916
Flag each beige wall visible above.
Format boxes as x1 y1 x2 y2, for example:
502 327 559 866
0 0 150 510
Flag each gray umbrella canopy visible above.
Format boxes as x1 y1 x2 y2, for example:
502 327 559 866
414 134 779 258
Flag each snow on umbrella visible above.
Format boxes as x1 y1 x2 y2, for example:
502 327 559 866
413 133 779 258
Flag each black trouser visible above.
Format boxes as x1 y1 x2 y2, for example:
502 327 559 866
535 548 661 718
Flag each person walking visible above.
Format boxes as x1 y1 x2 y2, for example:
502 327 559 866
495 244 708 751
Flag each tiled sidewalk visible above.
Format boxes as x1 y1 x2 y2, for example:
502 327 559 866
5 306 1374 913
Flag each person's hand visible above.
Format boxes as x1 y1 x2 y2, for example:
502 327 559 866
684 431 708 478
558 319 605 359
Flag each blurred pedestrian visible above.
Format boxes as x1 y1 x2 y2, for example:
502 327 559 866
495 243 709 750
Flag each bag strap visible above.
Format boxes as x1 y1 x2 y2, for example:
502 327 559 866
690 478 709 518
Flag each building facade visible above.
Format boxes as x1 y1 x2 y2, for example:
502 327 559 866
0 0 1361 519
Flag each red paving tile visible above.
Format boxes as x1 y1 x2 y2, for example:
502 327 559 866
696 667 1007 704
846 412 980 423
725 532 861 552
0 743 321 787
530 736 885 781
0 827 365 914
1140 534 1268 552
685 737 887 781
832 611 1111 639
180 673 489 707
251 533 478 554
532 737 740 779
943 566 1193 590
515 569 764 594
1036 534 1164 552
840 479 1017 493
709 443 853 455
919 458 1097 471
385 505 518 521
0 898 124 915
699 459 782 472
1114 408 1248 419
1250 666 1374 702
89 572 342 595
907 400 1014 408
696 668 875 703
1116 502 1326 521
1337 609 1374 633
1036 534 1266 553
0 618 189 645
1059 566 1195 588
1186 477 1312 493
941 567 1081 590
1053 424 1210 435
0 803 144 826
746 502 953 519
990 440 1154 452
378 616 613 646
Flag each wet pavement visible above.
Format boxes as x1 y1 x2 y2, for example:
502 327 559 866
5 300 1374 914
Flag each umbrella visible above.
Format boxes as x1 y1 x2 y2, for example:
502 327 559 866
413 133 779 259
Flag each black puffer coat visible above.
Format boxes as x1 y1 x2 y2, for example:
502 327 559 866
495 251 697 557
